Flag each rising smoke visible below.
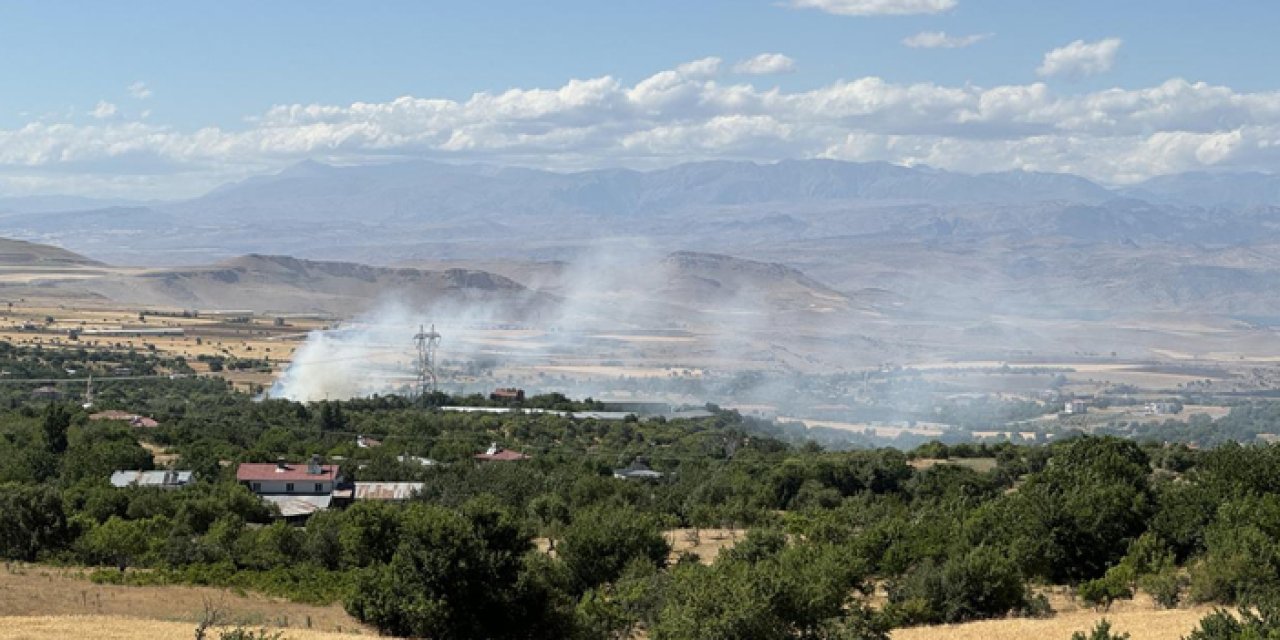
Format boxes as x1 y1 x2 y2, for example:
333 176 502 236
270 240 684 402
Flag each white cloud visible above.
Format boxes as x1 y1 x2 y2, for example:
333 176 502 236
733 53 797 75
89 101 117 119
902 31 991 49
6 58 1280 197
1037 37 1123 78
128 81 152 100
675 57 722 78
788 0 957 16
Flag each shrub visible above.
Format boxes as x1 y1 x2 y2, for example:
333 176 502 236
1078 573 1133 611
1070 619 1130 640
1183 604 1280 639
887 546 1029 625
1140 567 1186 609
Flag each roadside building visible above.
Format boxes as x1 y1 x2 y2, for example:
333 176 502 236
109 469 194 489
356 434 382 448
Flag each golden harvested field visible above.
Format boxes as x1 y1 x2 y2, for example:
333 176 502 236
894 591 1214 640
892 607 1212 640
0 615 383 640
778 416 946 438
908 457 999 473
0 565 375 636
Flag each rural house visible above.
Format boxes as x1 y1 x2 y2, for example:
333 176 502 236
236 455 341 519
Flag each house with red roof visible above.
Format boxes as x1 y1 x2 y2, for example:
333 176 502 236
473 442 530 462
236 455 342 519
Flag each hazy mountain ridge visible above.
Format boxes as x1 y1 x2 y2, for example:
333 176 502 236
4 159 1280 326
0 238 103 267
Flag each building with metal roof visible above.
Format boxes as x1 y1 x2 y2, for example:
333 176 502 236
110 470 194 489
350 482 425 501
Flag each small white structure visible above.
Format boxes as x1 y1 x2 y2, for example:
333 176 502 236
1145 402 1181 416
1063 399 1088 415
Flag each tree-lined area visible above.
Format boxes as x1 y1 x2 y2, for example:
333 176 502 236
5 358 1280 638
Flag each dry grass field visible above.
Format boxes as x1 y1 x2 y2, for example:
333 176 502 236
663 528 745 564
0 615 384 640
537 528 745 565
894 591 1215 640
0 565 375 636
893 607 1213 640
908 457 999 473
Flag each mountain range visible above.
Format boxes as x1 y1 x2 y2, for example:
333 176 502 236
4 158 1280 333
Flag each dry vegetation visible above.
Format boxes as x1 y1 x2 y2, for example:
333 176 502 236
0 564 374 635
893 608 1212 640
894 591 1214 640
536 528 745 565
0 616 383 640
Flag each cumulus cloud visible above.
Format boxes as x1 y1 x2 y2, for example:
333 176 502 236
789 0 957 16
733 53 797 75
902 31 991 49
89 101 117 119
1037 37 1123 78
128 81 152 100
5 58 1280 197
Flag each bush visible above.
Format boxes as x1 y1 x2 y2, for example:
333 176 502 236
1183 604 1280 639
559 504 669 593
1140 567 1186 609
1078 573 1133 611
1070 619 1130 640
887 546 1029 625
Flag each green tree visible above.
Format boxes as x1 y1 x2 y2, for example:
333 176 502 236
559 504 670 593
1183 605 1280 639
888 546 1029 625
0 483 71 561
42 402 70 454
344 502 553 639
79 515 165 571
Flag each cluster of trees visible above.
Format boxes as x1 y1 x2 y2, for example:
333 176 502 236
0 341 184 380
12 347 1280 637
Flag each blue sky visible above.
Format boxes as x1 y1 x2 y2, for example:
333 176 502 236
4 0 1280 198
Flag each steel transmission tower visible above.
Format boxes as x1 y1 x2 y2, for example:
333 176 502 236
413 324 442 400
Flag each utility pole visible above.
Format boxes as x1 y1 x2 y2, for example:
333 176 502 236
413 324 442 402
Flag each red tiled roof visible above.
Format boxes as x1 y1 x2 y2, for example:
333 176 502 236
474 449 530 462
90 410 135 421
236 462 339 482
